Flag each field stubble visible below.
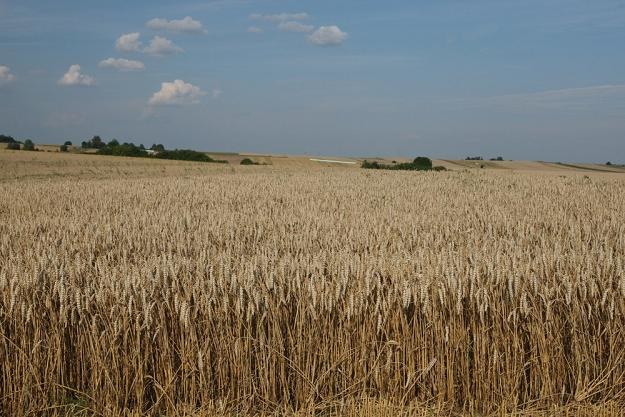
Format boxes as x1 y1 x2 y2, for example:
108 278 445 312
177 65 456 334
0 153 624 416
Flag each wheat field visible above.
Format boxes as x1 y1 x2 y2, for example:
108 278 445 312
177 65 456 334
1 151 624 416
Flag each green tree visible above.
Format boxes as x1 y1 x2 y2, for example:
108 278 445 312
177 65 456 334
59 144 68 152
0 134 16 143
23 139 35 151
91 136 104 148
64 141 72 146
412 156 432 170
108 139 120 147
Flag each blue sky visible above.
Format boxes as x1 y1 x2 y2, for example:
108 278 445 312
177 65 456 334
1 0 624 162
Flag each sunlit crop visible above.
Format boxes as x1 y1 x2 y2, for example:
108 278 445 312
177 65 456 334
1 156 624 416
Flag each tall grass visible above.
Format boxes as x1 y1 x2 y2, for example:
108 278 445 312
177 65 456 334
1 169 624 416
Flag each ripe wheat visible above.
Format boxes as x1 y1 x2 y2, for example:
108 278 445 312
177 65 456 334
0 166 624 416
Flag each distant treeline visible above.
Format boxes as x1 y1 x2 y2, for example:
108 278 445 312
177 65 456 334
362 157 445 171
88 136 227 163
1 135 36 151
0 135 17 144
466 156 504 161
2 133 227 163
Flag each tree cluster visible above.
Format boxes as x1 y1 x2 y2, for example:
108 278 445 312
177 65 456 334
81 136 106 149
362 157 434 171
0 134 17 144
97 141 147 157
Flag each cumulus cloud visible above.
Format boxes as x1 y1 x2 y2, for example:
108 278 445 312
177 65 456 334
58 65 95 86
98 58 145 71
0 65 16 86
250 12 309 23
146 16 207 34
247 26 264 33
116 32 142 52
143 36 183 56
148 80 205 106
309 26 348 46
278 21 314 33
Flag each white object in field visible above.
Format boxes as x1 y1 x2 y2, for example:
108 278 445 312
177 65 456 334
310 158 357 165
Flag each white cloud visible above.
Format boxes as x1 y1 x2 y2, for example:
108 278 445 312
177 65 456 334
250 12 309 23
143 36 183 56
0 65 16 86
98 58 145 71
146 16 207 34
148 80 206 106
247 26 264 34
309 26 348 46
116 32 142 52
278 21 314 33
58 65 95 86
212 88 222 99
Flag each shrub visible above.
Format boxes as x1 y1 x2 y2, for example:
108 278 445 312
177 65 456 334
6 142 20 150
362 157 432 171
240 158 259 165
23 139 35 151
412 156 432 170
59 145 68 152
361 160 383 169
153 149 226 163
433 166 447 171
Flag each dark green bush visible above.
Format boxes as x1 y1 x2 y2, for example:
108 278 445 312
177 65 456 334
23 139 35 151
411 157 432 170
97 143 147 157
6 142 20 150
153 149 226 163
361 160 383 169
362 157 433 171
240 158 259 165
59 145 68 152
0 134 16 143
